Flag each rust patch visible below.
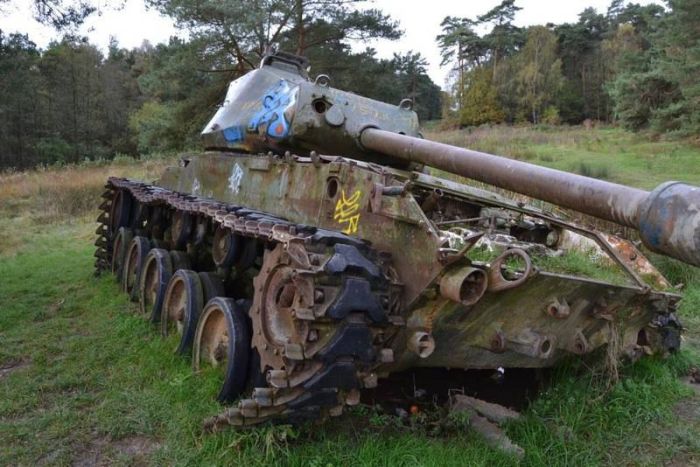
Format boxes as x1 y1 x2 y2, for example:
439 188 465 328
602 233 671 289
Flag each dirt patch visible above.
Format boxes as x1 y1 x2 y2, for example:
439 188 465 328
680 376 700 398
673 396 700 423
0 359 30 381
72 435 160 467
673 377 700 424
664 380 700 466
48 298 66 315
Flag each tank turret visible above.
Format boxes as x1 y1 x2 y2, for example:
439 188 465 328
202 51 420 168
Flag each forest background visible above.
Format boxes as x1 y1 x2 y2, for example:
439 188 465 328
0 0 697 169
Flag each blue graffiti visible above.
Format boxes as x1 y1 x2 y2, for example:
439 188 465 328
222 125 244 143
640 204 667 248
249 80 297 139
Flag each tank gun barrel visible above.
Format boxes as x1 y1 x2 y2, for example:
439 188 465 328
360 128 700 267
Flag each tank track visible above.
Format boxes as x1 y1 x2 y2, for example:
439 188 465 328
94 177 403 430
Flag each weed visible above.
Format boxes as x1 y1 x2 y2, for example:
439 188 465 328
468 246 630 285
0 157 173 224
534 249 630 285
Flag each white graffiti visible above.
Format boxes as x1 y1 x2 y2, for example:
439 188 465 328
229 163 244 194
192 177 201 195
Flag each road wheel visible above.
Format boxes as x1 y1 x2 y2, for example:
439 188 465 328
198 272 226 302
122 236 151 302
161 269 203 355
193 297 251 403
139 248 173 323
169 250 191 271
111 227 133 280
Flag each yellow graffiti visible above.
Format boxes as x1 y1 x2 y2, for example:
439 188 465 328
333 189 362 234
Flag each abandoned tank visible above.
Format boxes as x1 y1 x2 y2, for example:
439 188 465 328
94 52 698 430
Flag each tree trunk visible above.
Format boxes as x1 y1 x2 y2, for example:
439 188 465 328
493 48 498 81
458 49 464 111
71 59 78 162
411 75 416 109
295 0 305 55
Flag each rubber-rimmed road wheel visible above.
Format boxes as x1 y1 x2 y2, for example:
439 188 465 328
111 227 133 280
247 345 268 391
198 272 226 302
170 250 191 271
161 269 203 355
139 248 173 323
233 298 266 390
193 297 251 403
122 236 151 302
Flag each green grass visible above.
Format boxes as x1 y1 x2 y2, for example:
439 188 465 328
534 250 631 286
468 246 632 286
0 226 697 465
2 127 700 465
427 125 700 190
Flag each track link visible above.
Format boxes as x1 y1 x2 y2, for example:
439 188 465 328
94 177 403 430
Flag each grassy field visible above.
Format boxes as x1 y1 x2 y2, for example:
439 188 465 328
425 125 700 190
1 127 700 466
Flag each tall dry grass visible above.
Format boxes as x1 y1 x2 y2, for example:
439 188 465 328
0 158 174 223
424 125 597 161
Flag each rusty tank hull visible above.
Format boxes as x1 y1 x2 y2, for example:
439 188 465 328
94 52 687 430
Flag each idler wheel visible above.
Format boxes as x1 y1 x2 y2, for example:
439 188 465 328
122 236 151 302
139 248 173 323
193 298 252 403
161 269 204 355
109 189 132 233
111 227 133 280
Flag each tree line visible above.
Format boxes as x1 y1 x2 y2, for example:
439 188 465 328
438 0 699 134
0 0 441 169
0 0 697 169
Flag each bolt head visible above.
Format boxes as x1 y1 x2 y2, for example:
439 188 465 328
314 289 325 303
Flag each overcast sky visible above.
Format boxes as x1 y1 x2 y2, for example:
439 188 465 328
0 0 663 87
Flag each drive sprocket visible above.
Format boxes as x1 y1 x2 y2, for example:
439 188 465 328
205 238 402 429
